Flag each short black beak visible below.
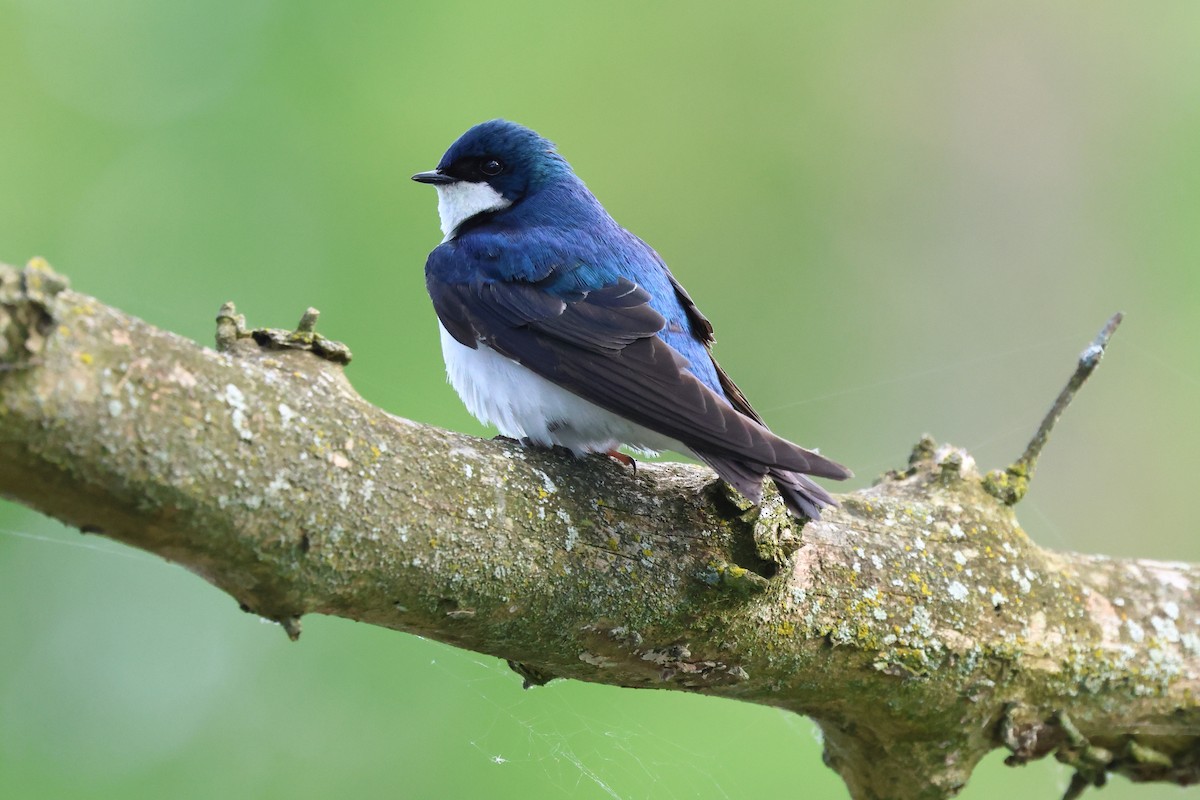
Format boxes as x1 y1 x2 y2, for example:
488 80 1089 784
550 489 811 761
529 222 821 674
411 170 456 185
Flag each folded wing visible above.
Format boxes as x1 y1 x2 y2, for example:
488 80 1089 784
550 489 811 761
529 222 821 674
429 267 850 483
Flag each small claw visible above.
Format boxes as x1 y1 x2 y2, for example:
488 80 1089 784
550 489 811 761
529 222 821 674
607 450 637 471
490 434 522 445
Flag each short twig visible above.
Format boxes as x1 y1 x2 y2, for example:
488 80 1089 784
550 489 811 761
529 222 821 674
1062 772 1091 800
1017 313 1123 475
984 313 1123 505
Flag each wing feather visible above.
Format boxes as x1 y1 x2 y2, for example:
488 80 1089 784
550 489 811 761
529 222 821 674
428 269 850 480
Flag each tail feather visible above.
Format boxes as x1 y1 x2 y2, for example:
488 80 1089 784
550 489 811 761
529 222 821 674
695 451 840 520
769 468 836 520
694 452 765 505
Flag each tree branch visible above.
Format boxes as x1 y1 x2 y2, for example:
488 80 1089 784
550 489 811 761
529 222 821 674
2 259 1197 800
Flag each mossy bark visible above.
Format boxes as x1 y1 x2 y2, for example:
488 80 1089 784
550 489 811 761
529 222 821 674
1 260 1197 799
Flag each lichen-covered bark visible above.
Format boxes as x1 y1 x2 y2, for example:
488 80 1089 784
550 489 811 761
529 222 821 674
1 259 1198 800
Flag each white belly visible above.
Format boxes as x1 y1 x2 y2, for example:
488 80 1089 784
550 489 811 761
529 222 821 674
439 323 682 456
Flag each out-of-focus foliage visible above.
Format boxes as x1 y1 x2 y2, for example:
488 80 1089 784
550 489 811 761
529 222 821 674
1 2 1197 797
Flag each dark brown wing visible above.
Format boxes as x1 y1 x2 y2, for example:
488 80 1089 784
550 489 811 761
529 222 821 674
430 274 849 479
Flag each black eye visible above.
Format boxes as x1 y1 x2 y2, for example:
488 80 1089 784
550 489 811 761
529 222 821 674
480 158 503 176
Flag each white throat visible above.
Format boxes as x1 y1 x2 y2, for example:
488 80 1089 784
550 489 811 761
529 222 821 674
435 181 511 241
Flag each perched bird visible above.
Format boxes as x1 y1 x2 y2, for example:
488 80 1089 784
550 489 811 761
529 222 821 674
413 120 851 519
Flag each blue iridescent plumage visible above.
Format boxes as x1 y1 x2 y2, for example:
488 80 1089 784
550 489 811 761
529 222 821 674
415 120 850 518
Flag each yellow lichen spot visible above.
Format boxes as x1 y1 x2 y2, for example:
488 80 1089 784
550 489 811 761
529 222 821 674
777 621 796 637
429 538 439 548
79 352 93 365
641 548 653 558
606 537 619 550
371 446 381 459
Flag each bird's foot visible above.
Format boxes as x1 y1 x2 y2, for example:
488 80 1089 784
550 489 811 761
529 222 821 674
606 450 637 471
495 436 576 460
491 434 523 445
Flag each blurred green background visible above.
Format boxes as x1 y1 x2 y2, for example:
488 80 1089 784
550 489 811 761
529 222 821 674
1 1 1198 798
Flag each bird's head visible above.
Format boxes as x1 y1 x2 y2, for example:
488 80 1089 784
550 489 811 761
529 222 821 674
413 119 572 238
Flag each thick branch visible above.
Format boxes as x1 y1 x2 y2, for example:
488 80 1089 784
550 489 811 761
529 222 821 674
1 260 1198 800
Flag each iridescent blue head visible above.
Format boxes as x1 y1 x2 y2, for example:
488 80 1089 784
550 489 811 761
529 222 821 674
413 120 573 238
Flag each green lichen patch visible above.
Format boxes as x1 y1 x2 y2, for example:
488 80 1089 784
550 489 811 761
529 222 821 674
751 505 802 566
983 464 1029 505
699 559 770 597
0 259 69 367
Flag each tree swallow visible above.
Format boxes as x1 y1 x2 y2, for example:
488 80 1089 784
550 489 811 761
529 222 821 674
413 120 851 519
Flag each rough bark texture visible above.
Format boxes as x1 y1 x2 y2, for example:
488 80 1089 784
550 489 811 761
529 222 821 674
1 259 1198 800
